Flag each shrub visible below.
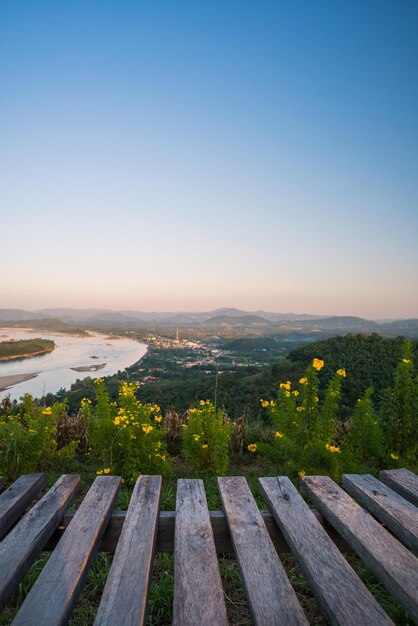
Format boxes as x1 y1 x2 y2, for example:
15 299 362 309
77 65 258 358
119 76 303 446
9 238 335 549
380 342 418 462
258 358 346 479
0 394 76 481
87 379 170 483
182 400 234 474
344 387 383 465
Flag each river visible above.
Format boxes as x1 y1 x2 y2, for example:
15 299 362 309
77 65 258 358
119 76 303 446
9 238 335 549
0 329 147 401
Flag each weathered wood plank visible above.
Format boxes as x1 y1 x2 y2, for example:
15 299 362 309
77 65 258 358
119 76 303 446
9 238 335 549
12 476 121 626
301 475 418 623
46 508 350 554
260 476 393 626
0 473 45 540
94 475 161 626
379 468 418 507
0 474 80 611
219 476 308 625
173 479 228 626
343 474 418 552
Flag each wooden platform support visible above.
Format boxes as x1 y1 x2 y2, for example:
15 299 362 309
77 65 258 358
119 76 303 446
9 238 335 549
0 469 416 626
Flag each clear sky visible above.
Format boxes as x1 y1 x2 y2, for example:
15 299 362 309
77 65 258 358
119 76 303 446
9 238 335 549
1 0 417 319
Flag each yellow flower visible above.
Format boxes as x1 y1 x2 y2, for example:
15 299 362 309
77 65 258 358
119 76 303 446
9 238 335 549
292 390 299 397
298 470 305 478
275 431 284 438
337 368 346 378
96 470 103 475
296 406 304 412
199 400 206 406
142 424 153 434
42 407 52 415
285 391 291 397
402 358 411 364
325 444 341 454
280 382 291 391
390 453 399 460
103 468 111 474
181 423 188 429
261 400 270 408
154 416 162 423
247 443 257 453
299 377 308 385
193 434 200 442
94 377 104 384
312 358 324 371
28 428 37 433
202 444 208 449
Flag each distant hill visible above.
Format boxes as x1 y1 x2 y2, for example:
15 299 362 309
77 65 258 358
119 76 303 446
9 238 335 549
0 318 88 335
204 315 271 327
0 309 53 322
1 308 417 337
284 316 381 333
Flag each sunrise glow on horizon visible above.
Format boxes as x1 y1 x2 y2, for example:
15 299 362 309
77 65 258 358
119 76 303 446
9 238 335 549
1 1 417 320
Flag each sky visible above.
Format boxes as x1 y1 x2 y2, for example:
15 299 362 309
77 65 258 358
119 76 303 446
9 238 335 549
1 0 417 319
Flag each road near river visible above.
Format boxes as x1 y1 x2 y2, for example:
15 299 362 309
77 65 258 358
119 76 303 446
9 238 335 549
0 330 147 401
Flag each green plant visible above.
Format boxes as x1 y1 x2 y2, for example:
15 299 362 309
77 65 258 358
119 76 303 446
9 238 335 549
380 342 418 462
343 387 382 465
182 400 234 474
0 394 76 481
87 379 171 484
259 358 346 479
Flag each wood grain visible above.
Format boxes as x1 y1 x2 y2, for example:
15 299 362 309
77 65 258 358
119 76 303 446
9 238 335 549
173 479 228 626
342 474 418 552
94 475 161 626
219 476 308 625
0 473 45 540
0 474 80 611
259 476 393 626
301 475 418 623
379 469 418 507
12 476 120 626
46 507 350 554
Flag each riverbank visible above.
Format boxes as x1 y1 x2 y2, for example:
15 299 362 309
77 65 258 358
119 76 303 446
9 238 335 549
0 348 54 362
0 372 39 392
0 338 55 362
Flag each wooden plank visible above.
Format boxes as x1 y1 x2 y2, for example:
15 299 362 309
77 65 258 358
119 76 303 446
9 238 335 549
173 479 228 626
379 469 418 507
343 474 418 552
219 476 308 625
12 476 121 626
0 474 80 611
46 508 351 554
259 476 393 626
0 473 45 540
301 475 418 623
94 475 162 626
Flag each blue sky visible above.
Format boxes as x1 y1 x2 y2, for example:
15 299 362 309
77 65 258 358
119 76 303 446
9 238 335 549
1 0 417 318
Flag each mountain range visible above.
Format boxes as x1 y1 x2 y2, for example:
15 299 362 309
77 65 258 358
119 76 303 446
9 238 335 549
0 308 417 336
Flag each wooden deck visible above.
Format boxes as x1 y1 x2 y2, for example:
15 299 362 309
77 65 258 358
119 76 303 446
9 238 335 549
0 469 417 625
